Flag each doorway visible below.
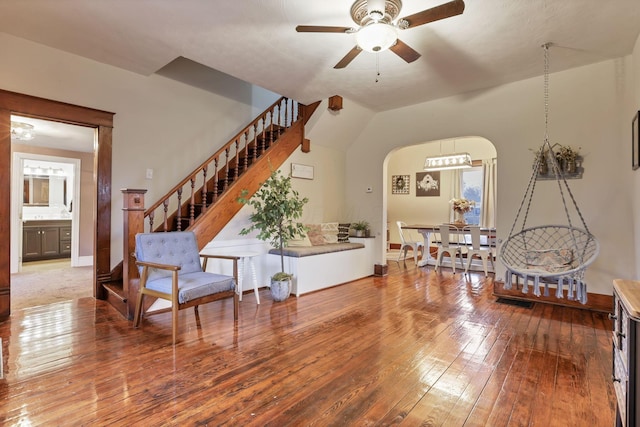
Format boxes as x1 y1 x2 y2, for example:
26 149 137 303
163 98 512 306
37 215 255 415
9 117 94 309
0 89 115 319
383 136 497 268
11 153 84 273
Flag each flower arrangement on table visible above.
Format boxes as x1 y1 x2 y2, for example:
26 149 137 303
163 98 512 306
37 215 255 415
450 198 475 214
450 198 475 225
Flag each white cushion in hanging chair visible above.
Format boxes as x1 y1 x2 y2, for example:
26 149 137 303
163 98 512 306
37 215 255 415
500 225 598 279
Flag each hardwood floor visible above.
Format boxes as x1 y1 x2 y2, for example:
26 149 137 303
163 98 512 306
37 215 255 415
0 264 616 426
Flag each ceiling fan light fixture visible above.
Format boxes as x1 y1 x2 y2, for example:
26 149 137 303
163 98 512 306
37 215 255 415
356 22 397 52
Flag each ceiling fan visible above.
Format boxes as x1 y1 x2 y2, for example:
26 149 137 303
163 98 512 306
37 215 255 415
296 0 465 69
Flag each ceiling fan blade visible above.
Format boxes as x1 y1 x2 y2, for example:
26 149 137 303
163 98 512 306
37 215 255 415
400 0 465 29
389 40 421 63
334 46 362 69
296 25 352 33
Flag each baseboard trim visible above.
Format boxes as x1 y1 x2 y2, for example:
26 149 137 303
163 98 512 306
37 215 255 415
74 256 93 267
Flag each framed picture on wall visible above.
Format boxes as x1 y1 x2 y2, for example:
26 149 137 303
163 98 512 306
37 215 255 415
416 171 440 197
633 110 640 170
392 175 410 194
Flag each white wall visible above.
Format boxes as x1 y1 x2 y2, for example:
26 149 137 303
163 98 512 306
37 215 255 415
632 33 640 279
0 33 262 267
206 141 346 287
344 57 636 295
212 142 346 238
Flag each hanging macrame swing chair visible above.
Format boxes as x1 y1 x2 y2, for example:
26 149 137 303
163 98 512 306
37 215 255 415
498 44 599 304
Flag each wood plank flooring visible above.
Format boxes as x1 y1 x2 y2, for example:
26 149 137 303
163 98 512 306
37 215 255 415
0 264 616 426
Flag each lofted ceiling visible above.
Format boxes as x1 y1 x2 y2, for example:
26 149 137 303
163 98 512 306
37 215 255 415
1 0 640 113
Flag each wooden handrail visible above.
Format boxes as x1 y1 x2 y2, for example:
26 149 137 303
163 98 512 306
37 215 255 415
143 97 300 232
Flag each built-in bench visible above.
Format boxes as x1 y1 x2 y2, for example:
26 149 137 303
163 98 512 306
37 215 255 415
270 242 364 257
266 237 375 297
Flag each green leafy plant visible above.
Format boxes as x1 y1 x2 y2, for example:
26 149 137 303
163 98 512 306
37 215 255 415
238 169 308 280
351 220 370 231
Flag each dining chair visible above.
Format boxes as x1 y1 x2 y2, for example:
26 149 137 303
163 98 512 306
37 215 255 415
396 221 424 266
463 225 495 277
433 224 464 274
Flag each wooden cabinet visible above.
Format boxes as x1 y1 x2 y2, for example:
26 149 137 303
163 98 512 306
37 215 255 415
22 220 71 262
612 279 640 427
59 227 72 255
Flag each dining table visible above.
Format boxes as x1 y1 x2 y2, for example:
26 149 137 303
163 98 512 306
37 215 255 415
401 224 497 267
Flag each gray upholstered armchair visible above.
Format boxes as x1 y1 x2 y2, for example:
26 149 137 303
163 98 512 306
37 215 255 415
133 231 239 344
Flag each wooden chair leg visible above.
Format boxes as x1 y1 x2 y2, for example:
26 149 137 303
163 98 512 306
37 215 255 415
133 291 144 328
233 293 239 321
172 298 179 345
193 305 201 328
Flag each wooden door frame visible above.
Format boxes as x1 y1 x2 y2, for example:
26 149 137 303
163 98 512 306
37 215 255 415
0 89 114 319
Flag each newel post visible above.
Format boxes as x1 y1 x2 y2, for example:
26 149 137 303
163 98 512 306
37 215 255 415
122 189 147 320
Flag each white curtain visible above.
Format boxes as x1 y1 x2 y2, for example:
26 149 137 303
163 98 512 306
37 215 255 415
449 169 462 223
481 158 497 229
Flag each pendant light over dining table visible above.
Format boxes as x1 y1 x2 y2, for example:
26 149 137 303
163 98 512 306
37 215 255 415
424 139 472 171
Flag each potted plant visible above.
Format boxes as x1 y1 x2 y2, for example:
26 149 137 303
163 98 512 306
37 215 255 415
238 169 308 301
531 145 549 175
555 145 580 173
351 220 370 237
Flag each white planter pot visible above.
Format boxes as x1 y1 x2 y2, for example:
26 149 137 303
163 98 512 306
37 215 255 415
270 278 291 302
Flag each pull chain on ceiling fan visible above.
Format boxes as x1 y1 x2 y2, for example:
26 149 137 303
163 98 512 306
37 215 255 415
296 0 465 69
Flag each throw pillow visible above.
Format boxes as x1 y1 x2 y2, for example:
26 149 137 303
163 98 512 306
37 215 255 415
338 223 350 243
306 224 326 246
287 233 312 247
525 248 574 273
321 222 339 244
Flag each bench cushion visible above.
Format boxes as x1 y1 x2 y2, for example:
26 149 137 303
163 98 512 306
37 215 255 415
269 243 365 258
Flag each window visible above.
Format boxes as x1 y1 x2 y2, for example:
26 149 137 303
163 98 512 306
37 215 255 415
461 166 483 225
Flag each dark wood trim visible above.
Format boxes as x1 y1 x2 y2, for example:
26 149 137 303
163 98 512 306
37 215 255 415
0 90 114 319
0 108 10 317
94 125 113 300
0 89 114 127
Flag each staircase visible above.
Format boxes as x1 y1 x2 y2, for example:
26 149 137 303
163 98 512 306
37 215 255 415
104 97 321 318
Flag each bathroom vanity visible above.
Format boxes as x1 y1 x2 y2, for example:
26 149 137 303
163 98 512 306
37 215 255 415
22 219 71 262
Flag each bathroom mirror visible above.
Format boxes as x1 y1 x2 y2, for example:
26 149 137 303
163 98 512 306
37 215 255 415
23 175 67 206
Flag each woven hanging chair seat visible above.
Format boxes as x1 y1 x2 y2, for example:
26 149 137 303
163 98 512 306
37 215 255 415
499 224 599 303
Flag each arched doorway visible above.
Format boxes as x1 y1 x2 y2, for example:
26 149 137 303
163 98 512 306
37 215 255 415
383 136 497 267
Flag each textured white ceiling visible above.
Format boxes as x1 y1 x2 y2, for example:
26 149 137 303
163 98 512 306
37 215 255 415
1 0 639 112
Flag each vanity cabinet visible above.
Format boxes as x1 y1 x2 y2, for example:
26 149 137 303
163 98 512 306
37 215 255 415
612 279 640 427
22 220 71 261
59 226 72 255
